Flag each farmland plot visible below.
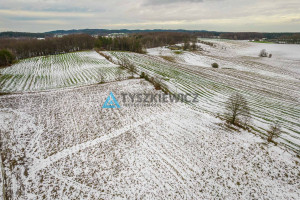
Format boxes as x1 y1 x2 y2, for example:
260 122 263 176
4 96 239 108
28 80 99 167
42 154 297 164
0 51 128 93
0 79 299 199
102 42 300 152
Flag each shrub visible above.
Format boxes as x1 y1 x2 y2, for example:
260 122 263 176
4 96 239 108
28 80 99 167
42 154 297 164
153 81 162 90
269 54 272 58
140 72 145 78
267 122 281 143
259 49 268 57
183 40 190 50
149 77 155 83
191 42 197 51
147 76 162 90
211 63 219 68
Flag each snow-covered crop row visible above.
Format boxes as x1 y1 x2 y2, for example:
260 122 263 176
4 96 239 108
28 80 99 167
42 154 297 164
0 51 128 92
0 79 299 199
103 45 300 152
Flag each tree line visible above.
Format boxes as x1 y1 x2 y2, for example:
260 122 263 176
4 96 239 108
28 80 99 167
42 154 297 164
0 31 51 38
137 32 193 48
95 32 194 53
0 49 15 67
95 36 143 53
219 32 264 40
276 34 300 44
0 32 194 66
0 34 95 61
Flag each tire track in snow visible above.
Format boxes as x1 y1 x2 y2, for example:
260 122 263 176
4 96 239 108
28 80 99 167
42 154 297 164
28 112 167 177
49 171 109 199
144 142 195 199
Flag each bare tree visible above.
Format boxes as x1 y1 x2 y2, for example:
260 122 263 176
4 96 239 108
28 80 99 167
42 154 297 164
183 39 190 50
267 122 281 142
225 93 250 126
191 41 197 51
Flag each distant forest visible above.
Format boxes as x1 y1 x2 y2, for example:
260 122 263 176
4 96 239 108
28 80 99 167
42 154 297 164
95 32 193 53
0 34 95 61
1 29 300 40
0 32 193 65
0 29 299 66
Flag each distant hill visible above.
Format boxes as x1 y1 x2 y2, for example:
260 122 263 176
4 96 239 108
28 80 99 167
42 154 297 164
0 29 213 38
0 31 52 38
45 29 212 35
0 29 299 40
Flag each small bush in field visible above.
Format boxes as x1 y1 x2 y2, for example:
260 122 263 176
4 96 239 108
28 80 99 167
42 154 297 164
211 63 219 68
267 122 281 143
140 72 145 78
259 49 268 57
153 81 162 90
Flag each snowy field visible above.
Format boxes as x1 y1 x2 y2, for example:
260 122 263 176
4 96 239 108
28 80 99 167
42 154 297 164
0 41 300 199
0 79 299 199
0 51 128 93
102 40 300 152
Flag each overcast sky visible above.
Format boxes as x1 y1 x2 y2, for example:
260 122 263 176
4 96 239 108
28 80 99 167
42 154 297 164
0 0 300 32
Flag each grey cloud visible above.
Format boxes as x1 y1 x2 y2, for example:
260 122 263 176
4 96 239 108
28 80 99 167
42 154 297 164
291 18 300 23
143 0 204 6
0 0 300 32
